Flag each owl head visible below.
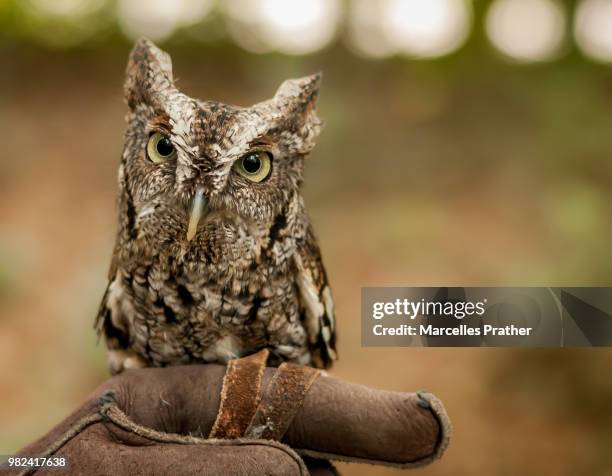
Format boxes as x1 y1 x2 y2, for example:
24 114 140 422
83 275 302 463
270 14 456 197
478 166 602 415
117 39 322 255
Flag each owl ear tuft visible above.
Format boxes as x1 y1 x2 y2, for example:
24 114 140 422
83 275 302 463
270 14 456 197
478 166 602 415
273 73 323 152
273 73 321 115
124 38 174 110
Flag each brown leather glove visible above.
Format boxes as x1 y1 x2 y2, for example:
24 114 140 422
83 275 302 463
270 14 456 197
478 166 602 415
4 352 451 476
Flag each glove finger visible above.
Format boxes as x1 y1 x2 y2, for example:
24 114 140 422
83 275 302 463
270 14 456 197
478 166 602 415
280 374 451 469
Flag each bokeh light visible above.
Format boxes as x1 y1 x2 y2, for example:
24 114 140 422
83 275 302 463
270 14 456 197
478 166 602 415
382 0 472 58
259 0 340 55
13 0 612 65
346 0 397 59
118 0 181 41
176 0 215 27
222 0 275 54
20 0 111 47
575 0 612 62
486 0 566 62
25 0 106 18
117 0 213 41
223 0 340 55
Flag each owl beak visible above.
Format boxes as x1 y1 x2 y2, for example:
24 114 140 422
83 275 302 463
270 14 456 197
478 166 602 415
186 187 206 242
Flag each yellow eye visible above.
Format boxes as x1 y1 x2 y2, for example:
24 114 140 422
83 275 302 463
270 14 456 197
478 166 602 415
234 151 272 183
147 132 176 163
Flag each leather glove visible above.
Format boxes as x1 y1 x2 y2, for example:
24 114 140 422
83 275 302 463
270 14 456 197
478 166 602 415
3 351 451 475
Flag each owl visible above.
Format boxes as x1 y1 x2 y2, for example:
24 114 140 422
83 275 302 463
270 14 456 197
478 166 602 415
95 39 337 374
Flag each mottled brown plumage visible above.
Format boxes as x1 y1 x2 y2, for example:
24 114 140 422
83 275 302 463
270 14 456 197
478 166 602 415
95 39 337 374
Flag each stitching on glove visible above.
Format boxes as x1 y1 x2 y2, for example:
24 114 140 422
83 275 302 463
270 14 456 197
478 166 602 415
16 412 104 476
416 391 453 462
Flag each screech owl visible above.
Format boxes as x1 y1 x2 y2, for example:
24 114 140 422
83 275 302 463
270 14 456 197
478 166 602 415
95 39 337 374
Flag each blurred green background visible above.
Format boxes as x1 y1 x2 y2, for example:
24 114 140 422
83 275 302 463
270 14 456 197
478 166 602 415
2 0 612 474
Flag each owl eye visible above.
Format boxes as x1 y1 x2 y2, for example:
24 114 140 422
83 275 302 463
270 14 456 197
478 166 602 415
147 132 176 163
234 152 272 183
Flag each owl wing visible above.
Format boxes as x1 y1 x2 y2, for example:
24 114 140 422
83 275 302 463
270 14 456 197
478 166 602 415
294 226 337 369
94 250 128 349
